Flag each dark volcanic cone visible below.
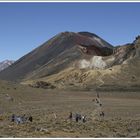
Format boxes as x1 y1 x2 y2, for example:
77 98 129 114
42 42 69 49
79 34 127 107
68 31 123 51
0 31 113 81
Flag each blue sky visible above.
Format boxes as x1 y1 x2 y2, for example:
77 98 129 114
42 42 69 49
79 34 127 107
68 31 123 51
0 2 140 61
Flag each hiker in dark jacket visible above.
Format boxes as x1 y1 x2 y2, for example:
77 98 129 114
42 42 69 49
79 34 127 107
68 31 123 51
28 116 33 122
75 113 79 122
11 114 15 122
75 113 82 122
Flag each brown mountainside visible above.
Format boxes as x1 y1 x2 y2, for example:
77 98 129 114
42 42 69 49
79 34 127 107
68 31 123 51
0 31 113 81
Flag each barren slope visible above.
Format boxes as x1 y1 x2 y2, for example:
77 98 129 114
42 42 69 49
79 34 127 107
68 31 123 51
0 32 113 81
25 36 140 90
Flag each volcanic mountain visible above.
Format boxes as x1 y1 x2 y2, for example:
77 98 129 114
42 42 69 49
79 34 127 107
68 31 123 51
0 31 113 81
23 36 140 90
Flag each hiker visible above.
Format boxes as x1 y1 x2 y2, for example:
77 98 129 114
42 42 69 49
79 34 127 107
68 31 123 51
15 116 23 124
75 113 82 122
28 116 33 122
95 98 99 104
82 115 86 123
11 114 15 122
100 111 105 117
69 112 73 120
75 113 79 122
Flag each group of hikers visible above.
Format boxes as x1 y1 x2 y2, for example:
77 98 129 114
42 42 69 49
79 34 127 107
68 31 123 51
93 92 105 117
10 112 86 124
69 112 86 123
11 114 33 124
10 92 104 125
